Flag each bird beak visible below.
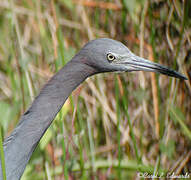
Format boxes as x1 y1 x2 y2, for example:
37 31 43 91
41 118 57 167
121 54 187 80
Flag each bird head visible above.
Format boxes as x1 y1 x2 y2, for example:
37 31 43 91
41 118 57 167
76 38 187 80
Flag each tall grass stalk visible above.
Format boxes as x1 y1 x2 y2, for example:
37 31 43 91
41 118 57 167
87 117 97 178
59 111 69 180
0 127 6 180
115 75 122 179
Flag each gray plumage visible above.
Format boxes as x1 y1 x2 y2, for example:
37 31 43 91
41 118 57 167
0 38 187 180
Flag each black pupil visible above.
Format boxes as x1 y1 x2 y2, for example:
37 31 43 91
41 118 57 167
109 55 113 60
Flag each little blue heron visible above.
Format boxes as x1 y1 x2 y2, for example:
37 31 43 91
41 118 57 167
0 38 187 180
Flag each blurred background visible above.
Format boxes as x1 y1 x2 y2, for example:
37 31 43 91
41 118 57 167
0 0 191 179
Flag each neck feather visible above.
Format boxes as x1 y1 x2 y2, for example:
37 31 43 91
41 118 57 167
2 57 96 180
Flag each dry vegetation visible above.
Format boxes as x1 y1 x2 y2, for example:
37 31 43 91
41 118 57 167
0 0 190 179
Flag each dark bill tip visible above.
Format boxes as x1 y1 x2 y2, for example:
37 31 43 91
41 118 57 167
161 70 187 80
150 62 187 80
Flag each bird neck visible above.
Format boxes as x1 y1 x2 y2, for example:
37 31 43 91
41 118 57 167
2 57 96 180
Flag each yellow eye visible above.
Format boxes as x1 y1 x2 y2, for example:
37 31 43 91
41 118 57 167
107 53 115 61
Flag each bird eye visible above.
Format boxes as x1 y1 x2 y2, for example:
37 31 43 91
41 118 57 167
107 53 115 62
